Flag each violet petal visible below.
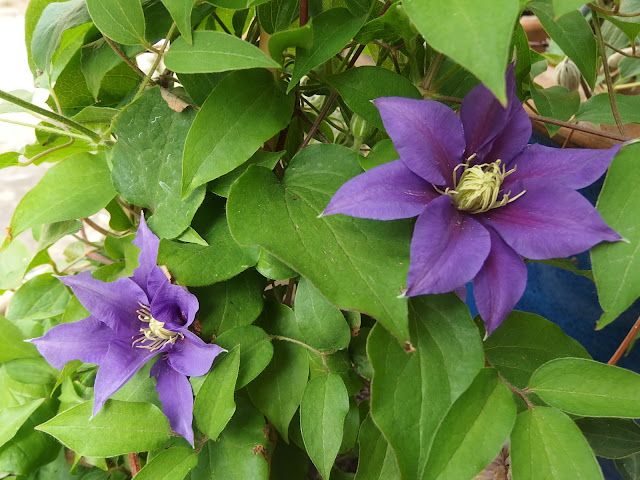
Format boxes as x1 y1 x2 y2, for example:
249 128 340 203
460 76 511 161
323 159 436 220
28 317 115 369
406 195 491 295
92 341 155 416
151 358 195 446
503 143 621 190
482 179 621 259
473 228 527 334
60 272 147 336
374 97 465 185
132 215 161 295
483 70 532 164
150 281 199 330
167 330 225 377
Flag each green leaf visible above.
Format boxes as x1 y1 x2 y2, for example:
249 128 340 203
208 150 284 198
294 277 351 352
288 8 366 92
552 0 587 17
182 69 294 195
591 143 640 328
256 248 298 280
270 440 310 479
422 368 517 480
258 0 299 34
0 152 19 169
111 87 205 238
227 144 411 342
576 418 640 459
31 0 90 73
161 0 197 44
51 22 94 84
0 399 45 449
368 294 484 479
246 340 309 442
194 348 240 440
5 358 57 385
355 415 401 480
511 407 604 480
177 72 229 106
86 0 146 45
616 453 640 480
577 94 640 126
403 0 518 103
215 326 274 389
529 358 640 417
529 0 597 88
326 66 421 130
484 311 590 389
193 270 265 338
35 220 82 252
0 316 39 362
601 0 640 42
0 364 50 409
339 398 360 453
158 195 259 286
529 85 580 136
0 238 31 290
36 400 170 457
165 31 279 73
0 400 59 475
110 362 160 406
300 374 349 480
268 23 313 65
136 447 198 480
187 395 269 480
9 153 115 240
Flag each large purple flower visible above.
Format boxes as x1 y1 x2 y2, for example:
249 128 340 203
29 216 224 445
324 69 622 333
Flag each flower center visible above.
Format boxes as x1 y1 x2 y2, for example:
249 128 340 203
132 302 183 352
436 155 525 214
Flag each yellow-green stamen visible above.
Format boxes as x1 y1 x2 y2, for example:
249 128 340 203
132 302 183 352
436 156 525 214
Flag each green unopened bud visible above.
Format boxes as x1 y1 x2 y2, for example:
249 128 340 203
350 114 374 140
555 57 581 92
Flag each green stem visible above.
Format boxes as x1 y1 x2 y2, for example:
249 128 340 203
270 335 332 371
0 89 101 142
593 12 627 136
133 24 176 101
0 117 94 142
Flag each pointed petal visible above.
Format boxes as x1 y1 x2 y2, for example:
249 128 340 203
482 179 621 259
503 143 621 190
93 342 155 415
461 66 529 163
28 317 115 369
168 331 225 377
406 195 491 295
150 281 199 330
323 160 437 220
60 272 147 336
374 97 465 185
132 215 161 295
151 358 195 446
473 228 527 334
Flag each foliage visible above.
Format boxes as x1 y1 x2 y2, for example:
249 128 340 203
1 0 640 479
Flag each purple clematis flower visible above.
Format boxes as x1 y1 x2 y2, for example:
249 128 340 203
29 216 224 445
324 68 622 333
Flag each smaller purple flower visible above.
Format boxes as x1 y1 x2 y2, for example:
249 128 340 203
29 216 224 445
324 68 622 333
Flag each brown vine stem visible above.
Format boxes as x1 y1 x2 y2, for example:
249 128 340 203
128 453 141 477
296 0 392 152
589 3 640 17
604 40 640 59
83 217 114 237
607 315 640 365
593 11 627 136
428 95 630 142
133 23 176 102
300 0 309 26
104 37 146 78
487 359 535 410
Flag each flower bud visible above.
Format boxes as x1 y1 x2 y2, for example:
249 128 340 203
555 57 581 92
350 114 374 139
